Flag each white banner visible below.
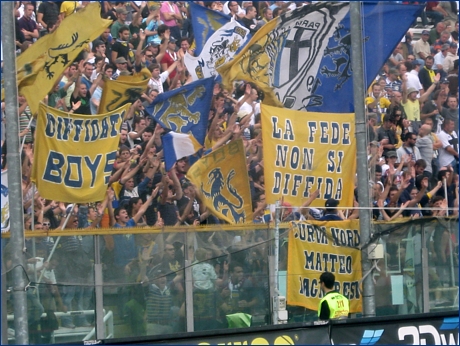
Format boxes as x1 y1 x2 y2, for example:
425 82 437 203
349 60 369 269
185 20 250 81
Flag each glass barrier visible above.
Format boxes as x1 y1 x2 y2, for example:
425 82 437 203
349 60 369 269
372 217 459 315
2 217 458 344
3 233 97 344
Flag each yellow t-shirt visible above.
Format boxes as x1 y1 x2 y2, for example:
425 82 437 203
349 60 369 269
60 1 78 18
402 99 420 121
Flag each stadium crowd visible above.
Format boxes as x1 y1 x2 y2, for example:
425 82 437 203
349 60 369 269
1 1 459 343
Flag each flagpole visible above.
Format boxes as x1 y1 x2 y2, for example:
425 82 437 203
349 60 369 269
349 2 376 318
2 2 30 343
35 204 76 286
20 117 34 153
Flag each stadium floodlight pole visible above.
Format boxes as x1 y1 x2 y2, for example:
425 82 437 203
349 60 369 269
349 2 376 318
1 260 7 345
2 2 29 343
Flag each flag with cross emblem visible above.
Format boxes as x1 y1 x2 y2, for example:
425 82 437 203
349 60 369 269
217 2 423 112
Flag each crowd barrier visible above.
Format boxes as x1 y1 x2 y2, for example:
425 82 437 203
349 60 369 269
2 217 458 344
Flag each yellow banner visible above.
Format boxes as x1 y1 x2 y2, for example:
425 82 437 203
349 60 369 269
261 104 356 207
99 77 149 113
16 2 112 114
31 102 129 203
187 140 253 224
287 220 362 313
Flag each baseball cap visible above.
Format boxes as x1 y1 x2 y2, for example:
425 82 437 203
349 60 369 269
325 198 339 208
389 68 400 76
421 30 429 35
386 150 397 158
169 36 177 43
93 39 104 47
115 57 128 64
413 59 423 68
148 5 159 11
441 77 449 84
449 42 458 48
116 7 129 15
441 43 450 51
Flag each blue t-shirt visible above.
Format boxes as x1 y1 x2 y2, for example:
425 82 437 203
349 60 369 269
142 18 163 45
113 218 137 267
114 218 136 228
319 214 343 221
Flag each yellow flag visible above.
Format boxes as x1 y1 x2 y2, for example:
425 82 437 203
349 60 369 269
217 19 281 107
287 220 362 313
31 102 129 203
117 67 151 82
261 104 356 207
187 140 253 224
99 77 149 113
17 2 112 114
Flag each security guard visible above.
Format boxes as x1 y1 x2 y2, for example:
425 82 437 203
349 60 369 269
318 272 350 320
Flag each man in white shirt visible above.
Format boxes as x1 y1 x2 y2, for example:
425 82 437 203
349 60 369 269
399 61 423 98
442 42 458 73
413 30 431 60
437 117 459 173
223 1 245 18
396 132 422 167
237 86 260 126
433 43 449 73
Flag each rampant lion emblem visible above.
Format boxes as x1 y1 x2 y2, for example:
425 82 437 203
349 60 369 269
201 168 245 223
154 85 205 132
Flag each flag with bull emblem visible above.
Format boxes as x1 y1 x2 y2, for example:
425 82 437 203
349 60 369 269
217 2 423 112
145 77 214 146
15 2 112 114
184 20 250 81
187 139 253 224
99 77 149 114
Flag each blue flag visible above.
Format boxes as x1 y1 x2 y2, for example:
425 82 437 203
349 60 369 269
217 2 424 113
145 78 214 146
306 2 424 112
189 2 231 56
